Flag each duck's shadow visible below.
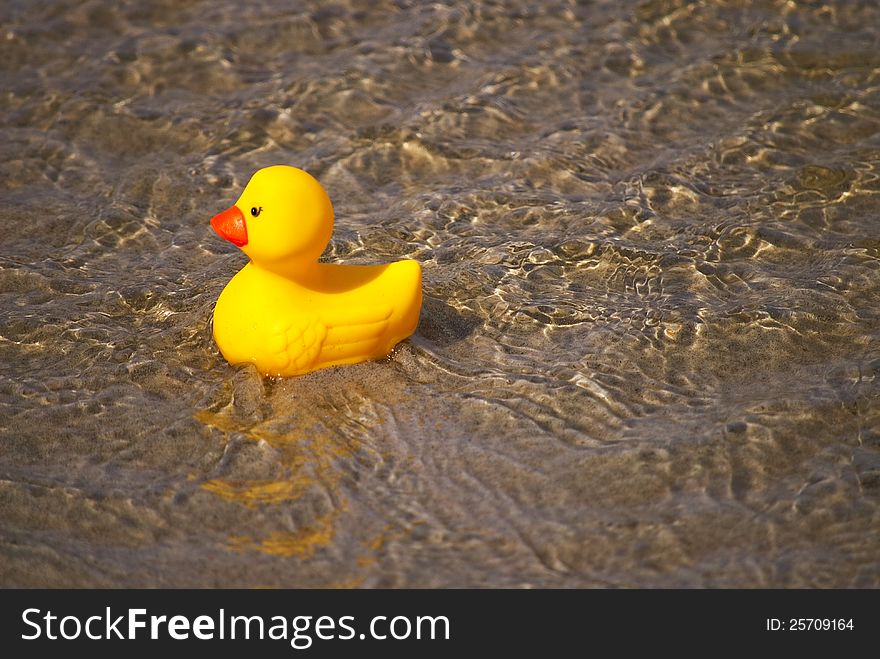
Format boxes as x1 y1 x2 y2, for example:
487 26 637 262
413 296 481 347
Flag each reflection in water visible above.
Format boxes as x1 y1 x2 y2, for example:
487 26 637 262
229 523 340 560
1 0 879 587
197 407 348 561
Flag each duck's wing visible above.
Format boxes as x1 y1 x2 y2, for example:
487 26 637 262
261 304 393 375
263 316 328 375
317 303 394 364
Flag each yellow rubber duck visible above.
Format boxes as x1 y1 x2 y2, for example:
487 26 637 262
209 165 422 377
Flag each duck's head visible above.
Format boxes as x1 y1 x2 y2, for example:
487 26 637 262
211 165 333 274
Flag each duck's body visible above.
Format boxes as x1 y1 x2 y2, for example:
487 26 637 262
214 260 421 376
209 166 421 377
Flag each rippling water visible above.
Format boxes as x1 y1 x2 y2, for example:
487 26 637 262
2 0 879 587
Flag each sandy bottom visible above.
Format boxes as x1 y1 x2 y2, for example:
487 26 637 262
1 0 878 586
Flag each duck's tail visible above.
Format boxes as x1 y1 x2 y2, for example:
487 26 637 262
384 259 422 351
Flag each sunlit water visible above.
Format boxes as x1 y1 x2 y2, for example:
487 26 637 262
1 0 878 587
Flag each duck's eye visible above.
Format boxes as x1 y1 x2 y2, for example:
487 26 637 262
250 206 262 217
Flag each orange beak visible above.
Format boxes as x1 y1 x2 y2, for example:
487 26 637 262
211 206 248 247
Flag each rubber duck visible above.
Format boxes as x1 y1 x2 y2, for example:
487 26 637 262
209 165 422 377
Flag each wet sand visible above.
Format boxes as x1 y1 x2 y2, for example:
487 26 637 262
1 0 878 587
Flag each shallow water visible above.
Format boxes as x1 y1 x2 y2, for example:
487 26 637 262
1 0 879 587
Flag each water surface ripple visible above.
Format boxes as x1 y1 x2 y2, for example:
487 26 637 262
1 0 879 587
